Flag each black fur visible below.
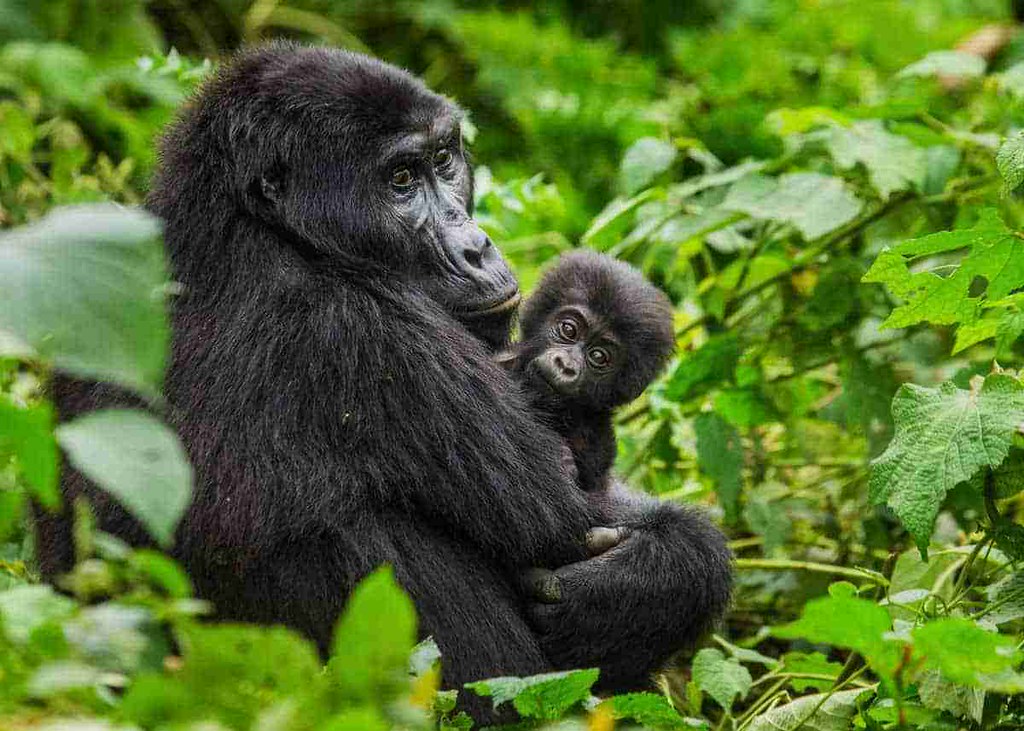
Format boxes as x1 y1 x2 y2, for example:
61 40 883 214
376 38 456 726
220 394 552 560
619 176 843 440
35 44 732 717
503 251 674 491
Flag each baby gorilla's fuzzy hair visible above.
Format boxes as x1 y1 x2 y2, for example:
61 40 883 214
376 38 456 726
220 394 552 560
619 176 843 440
519 250 676 407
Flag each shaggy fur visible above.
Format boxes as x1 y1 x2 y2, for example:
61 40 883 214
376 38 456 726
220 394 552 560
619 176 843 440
35 44 732 718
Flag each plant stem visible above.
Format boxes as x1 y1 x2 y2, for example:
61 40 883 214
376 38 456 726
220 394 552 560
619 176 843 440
734 558 888 585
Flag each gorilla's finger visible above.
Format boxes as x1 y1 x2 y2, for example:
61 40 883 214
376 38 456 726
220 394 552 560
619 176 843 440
585 526 630 556
522 568 563 603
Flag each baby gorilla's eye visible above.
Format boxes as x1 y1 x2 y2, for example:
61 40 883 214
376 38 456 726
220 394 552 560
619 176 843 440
434 148 454 169
391 167 415 188
558 319 579 341
587 347 611 369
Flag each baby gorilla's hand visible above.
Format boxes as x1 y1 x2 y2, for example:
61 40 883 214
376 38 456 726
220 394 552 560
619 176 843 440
520 526 629 604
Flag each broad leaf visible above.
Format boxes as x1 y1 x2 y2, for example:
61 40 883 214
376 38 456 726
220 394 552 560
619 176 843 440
863 209 1024 349
466 668 599 720
747 689 866 731
869 375 1024 556
0 205 169 397
774 594 900 678
691 648 751 711
56 409 193 547
912 618 1024 693
899 51 986 79
779 652 842 693
663 335 740 402
619 137 677 195
825 121 926 198
722 173 862 240
605 692 693 729
998 131 1024 192
328 565 417 703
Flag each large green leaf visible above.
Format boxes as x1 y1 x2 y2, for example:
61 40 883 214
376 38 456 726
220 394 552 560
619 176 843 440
56 409 193 547
912 618 1024 693
619 137 677 195
0 205 169 397
863 209 1024 350
747 688 867 731
825 121 926 198
328 565 417 703
774 594 900 679
691 648 751 711
663 334 740 403
722 173 862 240
694 412 744 524
465 668 599 720
869 375 1024 556
605 692 694 729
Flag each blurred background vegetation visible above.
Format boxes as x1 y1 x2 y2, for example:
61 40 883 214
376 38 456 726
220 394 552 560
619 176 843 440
8 1 1024 728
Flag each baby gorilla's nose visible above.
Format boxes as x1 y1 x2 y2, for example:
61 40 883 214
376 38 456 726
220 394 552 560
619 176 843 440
553 353 577 378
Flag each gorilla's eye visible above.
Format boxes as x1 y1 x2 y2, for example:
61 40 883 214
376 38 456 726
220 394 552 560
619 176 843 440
587 347 611 369
557 320 579 341
391 167 415 189
434 148 454 169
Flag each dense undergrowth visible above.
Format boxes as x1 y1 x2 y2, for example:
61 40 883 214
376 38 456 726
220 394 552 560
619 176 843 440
4 1 1024 729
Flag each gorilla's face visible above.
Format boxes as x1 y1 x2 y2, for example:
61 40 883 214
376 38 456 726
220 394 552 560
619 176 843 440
230 48 519 344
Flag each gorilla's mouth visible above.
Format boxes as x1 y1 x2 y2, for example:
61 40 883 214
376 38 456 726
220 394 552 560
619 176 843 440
460 291 522 318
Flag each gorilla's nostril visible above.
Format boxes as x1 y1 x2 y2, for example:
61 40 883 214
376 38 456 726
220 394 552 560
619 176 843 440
553 355 577 377
464 248 483 269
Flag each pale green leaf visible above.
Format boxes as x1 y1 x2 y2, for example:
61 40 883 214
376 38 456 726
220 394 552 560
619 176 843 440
998 131 1024 192
899 51 986 79
747 689 865 731
912 618 1024 693
869 375 1024 556
695 412 744 523
691 648 751 711
0 396 58 508
722 173 862 240
619 137 677 195
779 652 842 693
826 121 927 198
917 668 984 723
466 668 599 720
56 409 193 547
0 205 169 397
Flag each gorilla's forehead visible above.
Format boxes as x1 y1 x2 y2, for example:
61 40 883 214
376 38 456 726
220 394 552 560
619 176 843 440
244 45 461 140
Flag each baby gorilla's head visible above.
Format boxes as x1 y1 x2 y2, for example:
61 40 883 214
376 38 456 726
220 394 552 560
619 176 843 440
517 250 675 411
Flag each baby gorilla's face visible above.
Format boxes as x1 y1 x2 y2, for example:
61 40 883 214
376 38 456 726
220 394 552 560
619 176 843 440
527 305 622 404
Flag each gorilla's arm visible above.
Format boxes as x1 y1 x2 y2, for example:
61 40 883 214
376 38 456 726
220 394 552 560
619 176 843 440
528 480 732 692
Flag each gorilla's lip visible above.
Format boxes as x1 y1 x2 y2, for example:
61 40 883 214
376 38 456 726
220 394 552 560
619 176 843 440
460 291 522 318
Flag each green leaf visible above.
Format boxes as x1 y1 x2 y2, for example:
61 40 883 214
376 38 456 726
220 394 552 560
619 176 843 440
912 618 1024 693
124 623 322 729
691 648 751 711
0 584 74 645
0 101 35 163
722 173 862 240
899 51 986 79
663 334 740 402
56 409 193 547
825 121 926 198
715 388 775 428
986 571 1024 625
779 652 842 693
774 594 900 678
863 210 1024 344
465 668 599 720
0 205 169 397
695 412 744 523
747 688 866 731
0 396 58 508
605 692 692 729
869 375 1024 556
409 636 441 675
619 137 678 195
743 497 791 556
917 668 984 723
998 131 1024 192
582 189 658 249
328 565 417 703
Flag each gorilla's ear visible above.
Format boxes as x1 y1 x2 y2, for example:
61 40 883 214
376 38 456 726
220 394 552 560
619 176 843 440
252 162 288 207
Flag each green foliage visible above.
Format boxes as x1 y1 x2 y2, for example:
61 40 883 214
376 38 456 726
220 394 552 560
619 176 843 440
5 2 1024 730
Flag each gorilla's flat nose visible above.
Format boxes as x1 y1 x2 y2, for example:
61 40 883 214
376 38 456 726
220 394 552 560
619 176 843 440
553 354 578 379
462 231 493 270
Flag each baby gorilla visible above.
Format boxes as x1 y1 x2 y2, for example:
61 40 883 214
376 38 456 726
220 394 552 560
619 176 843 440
501 250 675 492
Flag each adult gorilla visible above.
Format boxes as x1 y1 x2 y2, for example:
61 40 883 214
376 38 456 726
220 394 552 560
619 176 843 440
38 44 731 702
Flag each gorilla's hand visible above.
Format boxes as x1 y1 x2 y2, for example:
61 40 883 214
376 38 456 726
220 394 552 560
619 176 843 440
524 491 731 693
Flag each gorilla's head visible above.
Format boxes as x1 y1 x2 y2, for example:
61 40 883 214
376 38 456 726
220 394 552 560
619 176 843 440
152 43 519 345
